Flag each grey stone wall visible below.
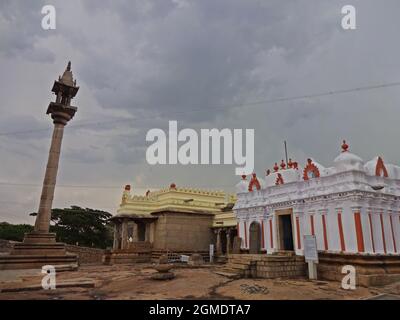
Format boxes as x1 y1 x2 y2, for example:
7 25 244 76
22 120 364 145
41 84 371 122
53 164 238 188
152 211 214 251
65 245 105 265
0 239 17 254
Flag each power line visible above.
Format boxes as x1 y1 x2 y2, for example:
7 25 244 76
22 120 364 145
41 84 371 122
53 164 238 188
1 81 399 137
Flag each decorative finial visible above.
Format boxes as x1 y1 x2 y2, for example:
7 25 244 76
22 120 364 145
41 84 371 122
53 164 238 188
273 162 279 172
280 160 286 170
248 173 261 191
288 158 293 168
341 140 349 152
67 61 71 71
266 169 270 176
124 184 131 191
241 174 247 180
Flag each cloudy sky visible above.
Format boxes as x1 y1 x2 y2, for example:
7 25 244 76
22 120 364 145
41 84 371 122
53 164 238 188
1 0 400 224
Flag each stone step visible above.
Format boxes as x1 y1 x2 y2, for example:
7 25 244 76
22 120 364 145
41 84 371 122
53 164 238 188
0 254 78 270
217 266 241 272
0 279 95 293
227 257 304 265
214 271 241 279
223 263 251 270
54 264 79 272
228 259 257 265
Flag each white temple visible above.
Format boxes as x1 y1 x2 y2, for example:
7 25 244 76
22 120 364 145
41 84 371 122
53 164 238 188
233 141 400 256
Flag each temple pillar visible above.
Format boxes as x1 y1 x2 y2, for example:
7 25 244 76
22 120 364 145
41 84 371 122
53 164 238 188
34 123 64 233
113 223 119 250
226 229 232 254
293 210 304 255
145 223 150 242
0 62 79 270
216 229 222 255
132 222 138 242
121 219 128 250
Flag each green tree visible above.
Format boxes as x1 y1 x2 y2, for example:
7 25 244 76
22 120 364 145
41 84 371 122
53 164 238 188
30 206 113 249
0 222 33 241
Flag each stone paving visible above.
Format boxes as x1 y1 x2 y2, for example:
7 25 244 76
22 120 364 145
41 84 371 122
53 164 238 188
0 264 399 300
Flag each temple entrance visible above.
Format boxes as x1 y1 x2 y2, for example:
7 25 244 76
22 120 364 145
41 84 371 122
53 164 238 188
277 211 294 251
249 221 261 254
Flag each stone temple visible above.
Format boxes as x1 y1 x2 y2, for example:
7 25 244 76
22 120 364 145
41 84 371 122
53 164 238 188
105 184 238 264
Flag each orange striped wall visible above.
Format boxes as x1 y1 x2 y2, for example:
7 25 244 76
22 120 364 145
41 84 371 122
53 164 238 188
354 212 365 252
296 216 301 249
337 212 346 251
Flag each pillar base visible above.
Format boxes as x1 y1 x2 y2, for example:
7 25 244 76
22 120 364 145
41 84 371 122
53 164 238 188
11 232 64 256
0 232 78 270
22 232 57 244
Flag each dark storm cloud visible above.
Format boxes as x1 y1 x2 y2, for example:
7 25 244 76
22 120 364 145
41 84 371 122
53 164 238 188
1 0 400 223
0 0 54 61
58 0 341 124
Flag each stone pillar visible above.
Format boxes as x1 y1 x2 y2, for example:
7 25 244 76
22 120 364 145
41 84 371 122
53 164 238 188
293 211 304 255
0 62 80 270
132 222 138 242
34 123 65 233
226 229 232 254
29 62 78 237
113 223 119 250
121 220 128 250
216 229 222 255
145 223 150 242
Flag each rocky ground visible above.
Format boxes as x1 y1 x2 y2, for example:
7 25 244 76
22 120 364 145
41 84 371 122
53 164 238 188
0 264 399 300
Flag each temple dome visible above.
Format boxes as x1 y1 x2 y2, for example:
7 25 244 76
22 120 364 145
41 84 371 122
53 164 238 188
305 158 335 177
280 168 301 183
236 175 249 193
264 168 300 187
364 156 400 179
333 141 364 172
334 151 364 172
386 164 400 179
364 157 380 176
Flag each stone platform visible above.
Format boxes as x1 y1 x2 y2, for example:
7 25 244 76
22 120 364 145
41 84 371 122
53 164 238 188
0 233 78 271
215 253 306 279
318 252 400 287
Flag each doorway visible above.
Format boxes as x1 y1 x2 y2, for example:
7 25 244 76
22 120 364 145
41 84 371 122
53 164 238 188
137 222 146 241
249 222 261 254
278 212 294 251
